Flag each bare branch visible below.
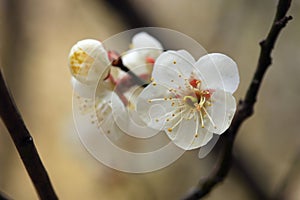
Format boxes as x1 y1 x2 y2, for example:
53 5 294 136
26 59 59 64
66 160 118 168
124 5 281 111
0 191 12 200
0 69 58 200
182 0 293 199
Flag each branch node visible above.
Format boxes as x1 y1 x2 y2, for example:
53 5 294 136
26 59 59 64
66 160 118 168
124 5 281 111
275 15 293 26
259 40 266 47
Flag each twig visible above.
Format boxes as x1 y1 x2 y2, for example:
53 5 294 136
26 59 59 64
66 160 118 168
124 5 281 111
0 69 58 200
111 57 147 87
182 0 293 199
0 191 11 200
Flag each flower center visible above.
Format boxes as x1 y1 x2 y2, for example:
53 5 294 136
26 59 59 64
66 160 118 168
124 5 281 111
182 78 215 127
147 76 217 137
184 79 213 107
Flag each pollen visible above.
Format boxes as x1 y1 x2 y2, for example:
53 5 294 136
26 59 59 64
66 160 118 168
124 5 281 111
152 82 157 86
69 48 94 77
167 128 173 132
173 61 177 64
195 134 198 138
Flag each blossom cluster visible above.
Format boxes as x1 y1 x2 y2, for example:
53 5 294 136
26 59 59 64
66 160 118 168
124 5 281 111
68 32 239 157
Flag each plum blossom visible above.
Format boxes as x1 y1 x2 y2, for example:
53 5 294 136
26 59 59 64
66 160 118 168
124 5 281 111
137 50 239 150
122 32 163 74
68 39 110 98
103 32 163 137
69 32 164 138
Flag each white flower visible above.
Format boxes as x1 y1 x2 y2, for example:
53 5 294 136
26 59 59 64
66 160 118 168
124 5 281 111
101 32 163 138
137 50 239 150
71 32 164 138
122 32 163 74
69 39 110 97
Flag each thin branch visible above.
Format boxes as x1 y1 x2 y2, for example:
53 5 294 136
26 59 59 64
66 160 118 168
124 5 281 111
111 57 147 87
0 69 58 200
0 191 11 200
182 0 293 199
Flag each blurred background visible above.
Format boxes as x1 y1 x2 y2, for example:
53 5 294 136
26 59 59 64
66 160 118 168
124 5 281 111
1 0 300 199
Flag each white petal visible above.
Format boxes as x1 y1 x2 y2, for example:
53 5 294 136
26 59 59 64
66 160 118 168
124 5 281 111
122 49 159 75
68 39 110 84
111 85 161 138
122 50 146 69
198 134 220 158
205 90 236 134
166 118 197 150
136 84 178 131
132 32 163 50
122 48 162 74
71 77 95 98
153 51 196 82
195 53 239 93
74 94 95 115
186 129 213 150
177 50 196 64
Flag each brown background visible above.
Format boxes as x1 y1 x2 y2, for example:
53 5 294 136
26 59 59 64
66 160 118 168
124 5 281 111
1 0 300 199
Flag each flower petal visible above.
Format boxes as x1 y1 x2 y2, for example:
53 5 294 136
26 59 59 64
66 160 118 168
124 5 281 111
122 49 160 75
205 90 236 134
177 50 196 64
136 83 179 131
165 118 197 150
187 129 214 150
122 50 146 69
169 118 214 150
153 51 196 82
195 53 239 93
198 134 220 158
68 39 110 84
112 86 161 138
71 77 95 98
132 32 163 50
